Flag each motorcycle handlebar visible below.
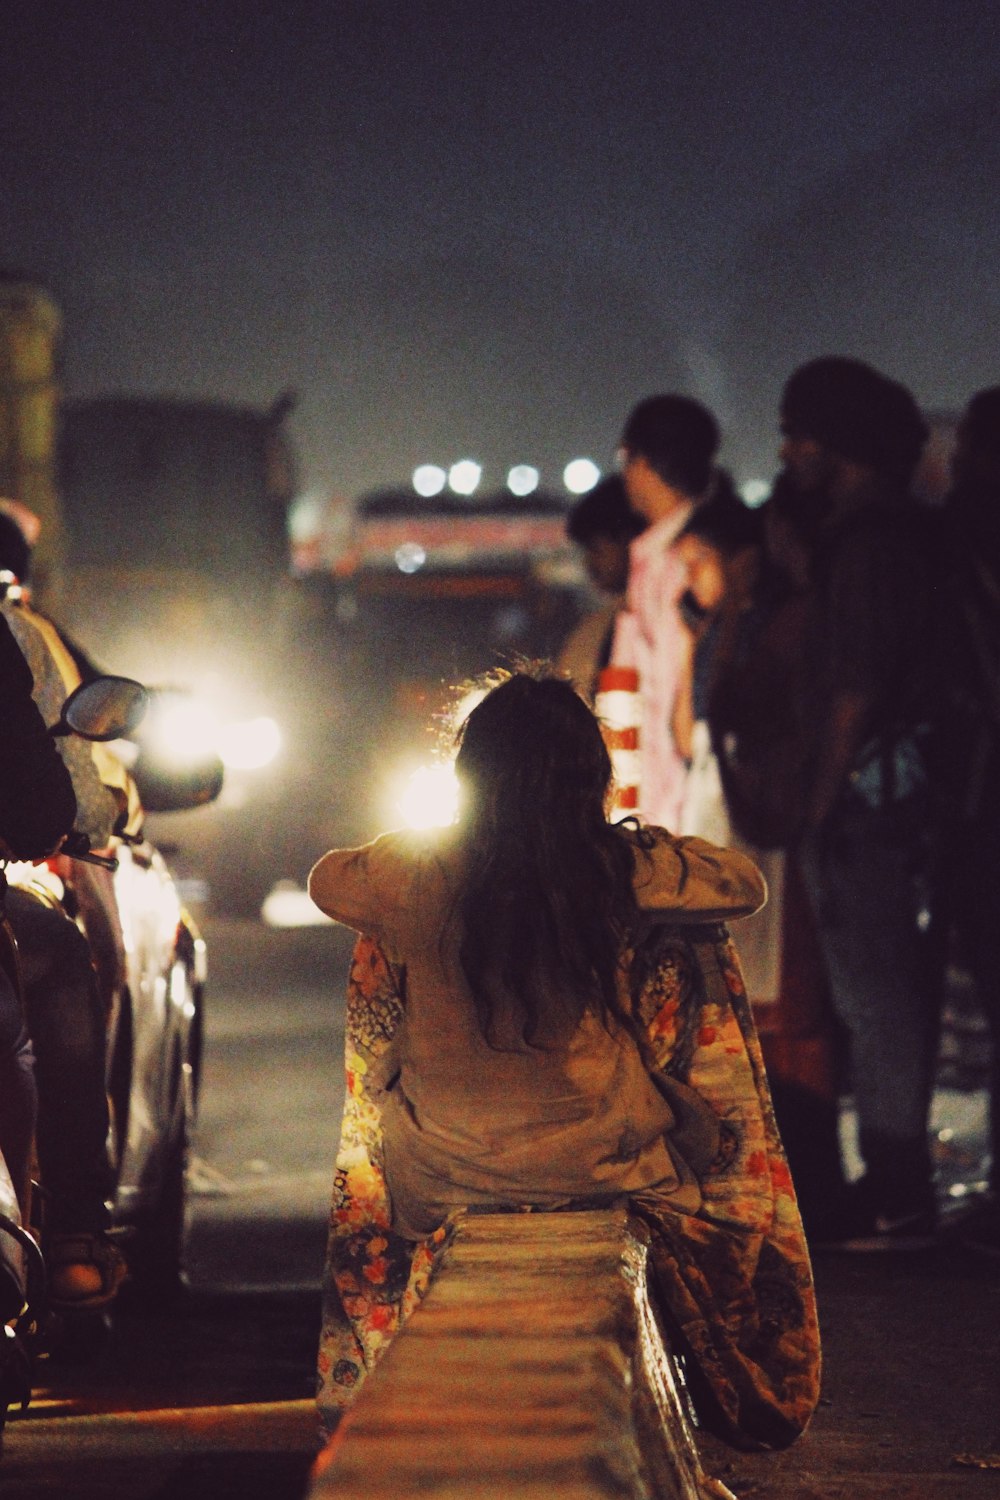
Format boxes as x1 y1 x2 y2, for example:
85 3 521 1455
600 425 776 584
60 831 120 872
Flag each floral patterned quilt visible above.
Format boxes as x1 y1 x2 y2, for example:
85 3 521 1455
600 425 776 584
317 922 821 1451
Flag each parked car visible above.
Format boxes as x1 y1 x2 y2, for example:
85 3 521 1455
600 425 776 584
105 836 206 1295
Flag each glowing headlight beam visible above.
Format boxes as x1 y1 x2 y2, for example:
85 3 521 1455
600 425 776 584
394 763 460 829
217 716 282 771
147 698 222 764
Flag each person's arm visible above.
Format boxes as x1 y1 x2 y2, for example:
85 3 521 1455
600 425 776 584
804 520 899 830
308 845 381 933
0 614 77 858
671 626 696 762
803 688 871 831
631 827 767 923
308 832 414 947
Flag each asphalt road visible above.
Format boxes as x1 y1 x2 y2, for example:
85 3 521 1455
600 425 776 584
2 915 355 1500
3 915 998 1500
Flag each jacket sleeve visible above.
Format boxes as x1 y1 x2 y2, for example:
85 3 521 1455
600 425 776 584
631 826 767 923
308 833 414 955
0 613 77 857
3 605 120 847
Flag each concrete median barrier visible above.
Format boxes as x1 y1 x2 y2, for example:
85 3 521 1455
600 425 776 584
309 1205 733 1500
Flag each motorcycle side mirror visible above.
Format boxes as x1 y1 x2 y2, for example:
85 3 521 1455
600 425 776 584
53 677 150 741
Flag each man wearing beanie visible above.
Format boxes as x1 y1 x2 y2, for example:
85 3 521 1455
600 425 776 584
778 356 937 1250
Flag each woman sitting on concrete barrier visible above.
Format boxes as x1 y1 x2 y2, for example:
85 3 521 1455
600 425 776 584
309 667 821 1450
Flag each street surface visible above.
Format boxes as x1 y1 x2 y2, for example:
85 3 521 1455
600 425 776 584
3 916 998 1499
2 917 354 1500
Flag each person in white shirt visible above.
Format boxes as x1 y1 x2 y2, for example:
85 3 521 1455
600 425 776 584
610 394 720 828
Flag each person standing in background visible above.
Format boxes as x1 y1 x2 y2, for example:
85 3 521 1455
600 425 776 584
778 356 935 1250
670 487 848 1239
557 475 646 701
933 387 1000 1257
611 395 721 829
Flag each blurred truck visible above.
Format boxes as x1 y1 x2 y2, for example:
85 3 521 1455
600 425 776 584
55 393 307 912
0 274 65 598
292 483 587 849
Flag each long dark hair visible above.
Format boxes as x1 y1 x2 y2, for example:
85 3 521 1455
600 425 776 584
449 667 641 1047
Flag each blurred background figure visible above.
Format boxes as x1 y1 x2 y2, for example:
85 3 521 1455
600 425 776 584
671 484 847 1238
556 476 646 700
611 395 721 828
778 356 937 1250
672 478 763 848
932 386 1000 1256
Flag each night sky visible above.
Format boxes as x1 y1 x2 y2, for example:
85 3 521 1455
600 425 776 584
4 0 999 500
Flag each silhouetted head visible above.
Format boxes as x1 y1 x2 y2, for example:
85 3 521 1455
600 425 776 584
566 475 645 593
780 357 927 491
948 387 1000 554
952 385 1000 490
455 668 613 839
675 486 764 612
619 394 720 498
450 666 638 1048
676 483 763 557
566 475 645 547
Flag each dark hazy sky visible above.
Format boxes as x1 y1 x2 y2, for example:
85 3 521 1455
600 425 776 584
4 0 999 497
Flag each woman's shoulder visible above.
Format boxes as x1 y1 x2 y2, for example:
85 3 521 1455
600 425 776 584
377 825 462 866
615 821 676 860
312 827 458 893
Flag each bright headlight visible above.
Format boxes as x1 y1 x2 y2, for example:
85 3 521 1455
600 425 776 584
148 697 222 765
392 762 460 830
217 716 282 771
141 692 281 775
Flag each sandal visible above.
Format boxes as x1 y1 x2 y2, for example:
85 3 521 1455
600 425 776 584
47 1233 128 1312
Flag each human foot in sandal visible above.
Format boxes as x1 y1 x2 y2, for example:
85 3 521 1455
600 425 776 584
47 1233 128 1311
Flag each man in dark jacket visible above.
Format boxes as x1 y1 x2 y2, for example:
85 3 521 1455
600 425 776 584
778 357 936 1250
0 612 76 858
934 387 1000 1256
1 540 127 1310
1 611 77 1220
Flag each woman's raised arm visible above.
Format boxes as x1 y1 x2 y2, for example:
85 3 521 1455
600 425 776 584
631 828 766 923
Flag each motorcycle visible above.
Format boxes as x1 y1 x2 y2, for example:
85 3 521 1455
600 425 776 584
0 674 219 1444
0 895 43 1452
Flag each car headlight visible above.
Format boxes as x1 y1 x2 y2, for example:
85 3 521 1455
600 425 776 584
389 762 460 830
141 693 281 773
146 695 222 767
217 716 282 771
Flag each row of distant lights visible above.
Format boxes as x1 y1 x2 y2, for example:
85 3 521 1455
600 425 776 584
414 462 772 507
412 459 602 499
